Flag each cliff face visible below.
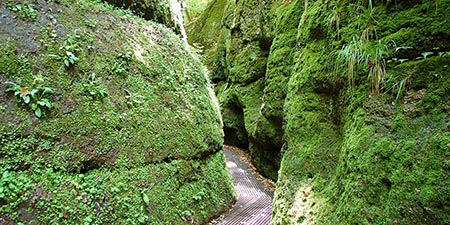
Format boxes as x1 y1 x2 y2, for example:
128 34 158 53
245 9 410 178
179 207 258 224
0 0 234 224
190 0 283 180
189 0 450 223
272 0 450 224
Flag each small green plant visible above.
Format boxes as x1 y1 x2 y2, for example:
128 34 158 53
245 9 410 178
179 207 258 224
421 51 433 59
327 5 341 40
0 170 33 221
5 74 55 118
338 37 390 93
384 72 411 102
367 40 388 93
111 61 127 76
10 2 37 21
192 190 205 201
125 90 144 107
180 210 194 222
111 51 132 76
82 73 108 100
49 34 82 67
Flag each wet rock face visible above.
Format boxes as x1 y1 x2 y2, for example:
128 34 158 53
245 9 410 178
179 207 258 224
0 0 234 223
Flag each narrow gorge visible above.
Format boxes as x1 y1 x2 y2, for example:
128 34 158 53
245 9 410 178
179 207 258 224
188 0 449 224
1 0 449 224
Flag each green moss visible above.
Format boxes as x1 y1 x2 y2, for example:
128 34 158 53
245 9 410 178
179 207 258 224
187 0 227 53
272 0 450 224
191 0 450 223
0 151 235 224
0 0 233 223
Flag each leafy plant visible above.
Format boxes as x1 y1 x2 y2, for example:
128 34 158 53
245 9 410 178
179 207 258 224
383 70 413 102
10 2 37 21
49 34 82 67
192 190 205 201
421 51 433 59
327 5 341 40
125 90 144 107
5 74 55 118
367 40 388 93
338 37 390 93
111 61 126 76
180 209 194 221
111 51 132 76
82 73 108 100
0 170 33 221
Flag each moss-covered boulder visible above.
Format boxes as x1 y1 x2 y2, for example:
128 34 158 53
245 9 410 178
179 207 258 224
0 0 235 224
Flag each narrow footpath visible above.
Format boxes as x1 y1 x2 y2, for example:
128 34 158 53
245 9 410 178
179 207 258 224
215 148 275 225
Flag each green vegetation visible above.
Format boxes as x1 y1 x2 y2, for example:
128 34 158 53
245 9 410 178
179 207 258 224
0 151 233 224
0 0 235 224
189 0 450 224
338 37 390 92
82 73 108 100
9 2 37 21
184 0 213 22
5 74 55 118
48 32 88 68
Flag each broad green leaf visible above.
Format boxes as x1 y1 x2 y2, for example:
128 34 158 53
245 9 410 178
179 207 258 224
43 87 55 95
143 193 150 205
45 100 52 108
138 216 146 223
38 99 52 108
35 107 42 117
30 89 38 98
5 87 14 93
5 85 20 93
64 59 70 67
23 95 30 104
48 54 60 59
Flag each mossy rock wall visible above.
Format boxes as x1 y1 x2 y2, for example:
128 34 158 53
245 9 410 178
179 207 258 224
189 0 283 180
272 0 450 224
190 0 450 223
0 0 235 224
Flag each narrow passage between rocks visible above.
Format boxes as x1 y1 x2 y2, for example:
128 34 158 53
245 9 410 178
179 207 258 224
214 148 274 225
